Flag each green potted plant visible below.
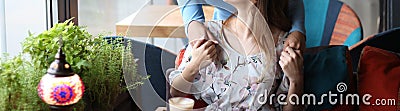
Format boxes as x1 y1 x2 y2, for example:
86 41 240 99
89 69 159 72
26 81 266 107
0 55 47 110
0 19 146 110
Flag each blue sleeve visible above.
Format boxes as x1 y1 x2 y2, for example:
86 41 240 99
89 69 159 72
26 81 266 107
178 0 236 23
288 0 306 34
178 0 206 25
213 7 232 21
206 0 236 21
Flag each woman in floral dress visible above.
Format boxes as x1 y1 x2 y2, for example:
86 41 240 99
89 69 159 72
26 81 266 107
169 0 304 110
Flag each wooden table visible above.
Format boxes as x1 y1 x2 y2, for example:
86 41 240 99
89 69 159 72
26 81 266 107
116 5 214 38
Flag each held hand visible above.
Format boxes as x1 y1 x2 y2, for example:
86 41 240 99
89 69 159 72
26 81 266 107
279 47 304 82
189 39 218 70
284 31 306 52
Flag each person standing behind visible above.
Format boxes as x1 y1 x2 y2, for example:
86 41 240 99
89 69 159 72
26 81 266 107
178 0 306 51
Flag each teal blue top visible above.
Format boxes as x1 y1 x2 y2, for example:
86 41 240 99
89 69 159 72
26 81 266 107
177 0 306 34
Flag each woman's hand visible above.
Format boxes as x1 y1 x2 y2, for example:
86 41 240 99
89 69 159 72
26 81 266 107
279 47 303 82
170 39 217 97
280 47 305 110
189 39 218 70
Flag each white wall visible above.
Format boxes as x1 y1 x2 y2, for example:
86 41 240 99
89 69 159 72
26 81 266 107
0 0 6 54
4 0 47 56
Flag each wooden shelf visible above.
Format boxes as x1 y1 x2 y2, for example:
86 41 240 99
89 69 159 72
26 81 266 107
116 5 214 38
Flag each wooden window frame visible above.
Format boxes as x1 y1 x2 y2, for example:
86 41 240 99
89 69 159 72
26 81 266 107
46 0 78 29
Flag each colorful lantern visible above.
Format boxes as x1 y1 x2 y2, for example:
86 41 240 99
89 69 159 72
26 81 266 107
37 42 84 110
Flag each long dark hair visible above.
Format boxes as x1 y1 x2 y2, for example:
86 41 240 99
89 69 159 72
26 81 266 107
256 0 292 32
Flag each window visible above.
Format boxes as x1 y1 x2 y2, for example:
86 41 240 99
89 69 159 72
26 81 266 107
1 0 47 56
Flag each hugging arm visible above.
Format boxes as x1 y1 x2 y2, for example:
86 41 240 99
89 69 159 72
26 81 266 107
178 0 211 42
285 0 306 51
178 0 231 42
281 2 306 108
279 5 306 108
288 0 305 34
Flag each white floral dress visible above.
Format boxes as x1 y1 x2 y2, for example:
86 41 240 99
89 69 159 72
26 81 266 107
169 21 289 111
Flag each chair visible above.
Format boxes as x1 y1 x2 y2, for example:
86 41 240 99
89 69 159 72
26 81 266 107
304 0 363 48
124 38 176 111
303 45 357 110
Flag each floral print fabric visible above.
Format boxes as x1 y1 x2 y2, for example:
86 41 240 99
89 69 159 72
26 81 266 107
169 21 289 111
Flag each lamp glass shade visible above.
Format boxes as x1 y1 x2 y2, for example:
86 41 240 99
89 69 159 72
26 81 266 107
37 74 84 106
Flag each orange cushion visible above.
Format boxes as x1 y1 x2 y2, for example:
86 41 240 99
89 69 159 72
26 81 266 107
358 46 400 110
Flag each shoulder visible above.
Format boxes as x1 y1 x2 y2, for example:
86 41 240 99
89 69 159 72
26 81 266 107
202 21 224 44
204 21 223 29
